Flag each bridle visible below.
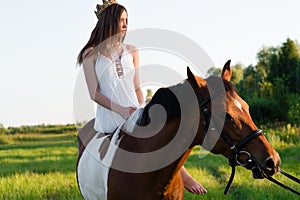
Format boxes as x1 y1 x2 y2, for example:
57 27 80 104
195 86 300 195
196 89 264 194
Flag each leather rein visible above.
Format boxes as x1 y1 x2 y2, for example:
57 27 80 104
195 88 300 195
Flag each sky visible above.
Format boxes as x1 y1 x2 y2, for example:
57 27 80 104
1 0 299 127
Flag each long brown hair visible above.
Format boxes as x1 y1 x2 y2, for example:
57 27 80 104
77 4 127 64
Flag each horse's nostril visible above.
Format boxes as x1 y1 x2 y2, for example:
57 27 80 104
266 157 275 170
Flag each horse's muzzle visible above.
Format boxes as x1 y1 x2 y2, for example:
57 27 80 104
251 156 281 179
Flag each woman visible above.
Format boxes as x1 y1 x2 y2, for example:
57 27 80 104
77 0 207 195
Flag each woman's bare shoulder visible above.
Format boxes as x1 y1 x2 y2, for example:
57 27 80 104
83 47 97 63
124 44 138 53
124 44 139 60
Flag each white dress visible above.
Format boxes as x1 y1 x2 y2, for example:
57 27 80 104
94 46 140 133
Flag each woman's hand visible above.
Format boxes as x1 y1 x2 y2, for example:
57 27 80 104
118 106 137 119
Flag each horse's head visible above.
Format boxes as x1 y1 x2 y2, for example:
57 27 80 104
187 60 280 180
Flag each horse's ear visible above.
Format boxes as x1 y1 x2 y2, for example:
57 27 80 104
221 60 232 81
187 67 198 87
187 67 206 88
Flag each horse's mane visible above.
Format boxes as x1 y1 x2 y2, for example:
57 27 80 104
222 79 237 96
137 76 237 127
138 83 183 126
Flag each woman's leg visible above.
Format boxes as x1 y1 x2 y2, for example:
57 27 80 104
180 166 207 194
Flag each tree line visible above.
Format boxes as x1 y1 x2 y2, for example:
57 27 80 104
208 38 300 124
0 123 78 135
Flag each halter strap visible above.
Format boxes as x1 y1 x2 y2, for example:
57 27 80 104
237 129 264 149
227 129 264 166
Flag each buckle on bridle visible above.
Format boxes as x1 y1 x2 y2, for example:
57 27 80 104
235 151 252 167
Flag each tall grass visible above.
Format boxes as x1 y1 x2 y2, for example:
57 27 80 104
0 124 299 199
262 123 300 148
0 172 79 200
184 146 300 200
0 133 82 200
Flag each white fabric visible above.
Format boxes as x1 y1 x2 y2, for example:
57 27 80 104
94 48 139 133
77 128 122 200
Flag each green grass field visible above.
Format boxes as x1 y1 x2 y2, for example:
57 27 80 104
0 126 299 200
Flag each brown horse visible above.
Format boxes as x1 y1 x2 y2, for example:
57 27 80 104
76 60 280 200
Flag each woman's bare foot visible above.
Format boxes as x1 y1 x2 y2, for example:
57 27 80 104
180 166 207 194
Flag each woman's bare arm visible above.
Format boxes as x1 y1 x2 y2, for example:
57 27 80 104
131 46 145 106
82 48 132 119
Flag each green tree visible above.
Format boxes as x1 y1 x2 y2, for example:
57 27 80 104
269 38 300 93
231 63 244 85
0 124 5 135
296 63 300 93
255 46 281 98
287 94 300 124
256 46 279 79
206 67 221 77
237 65 259 98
